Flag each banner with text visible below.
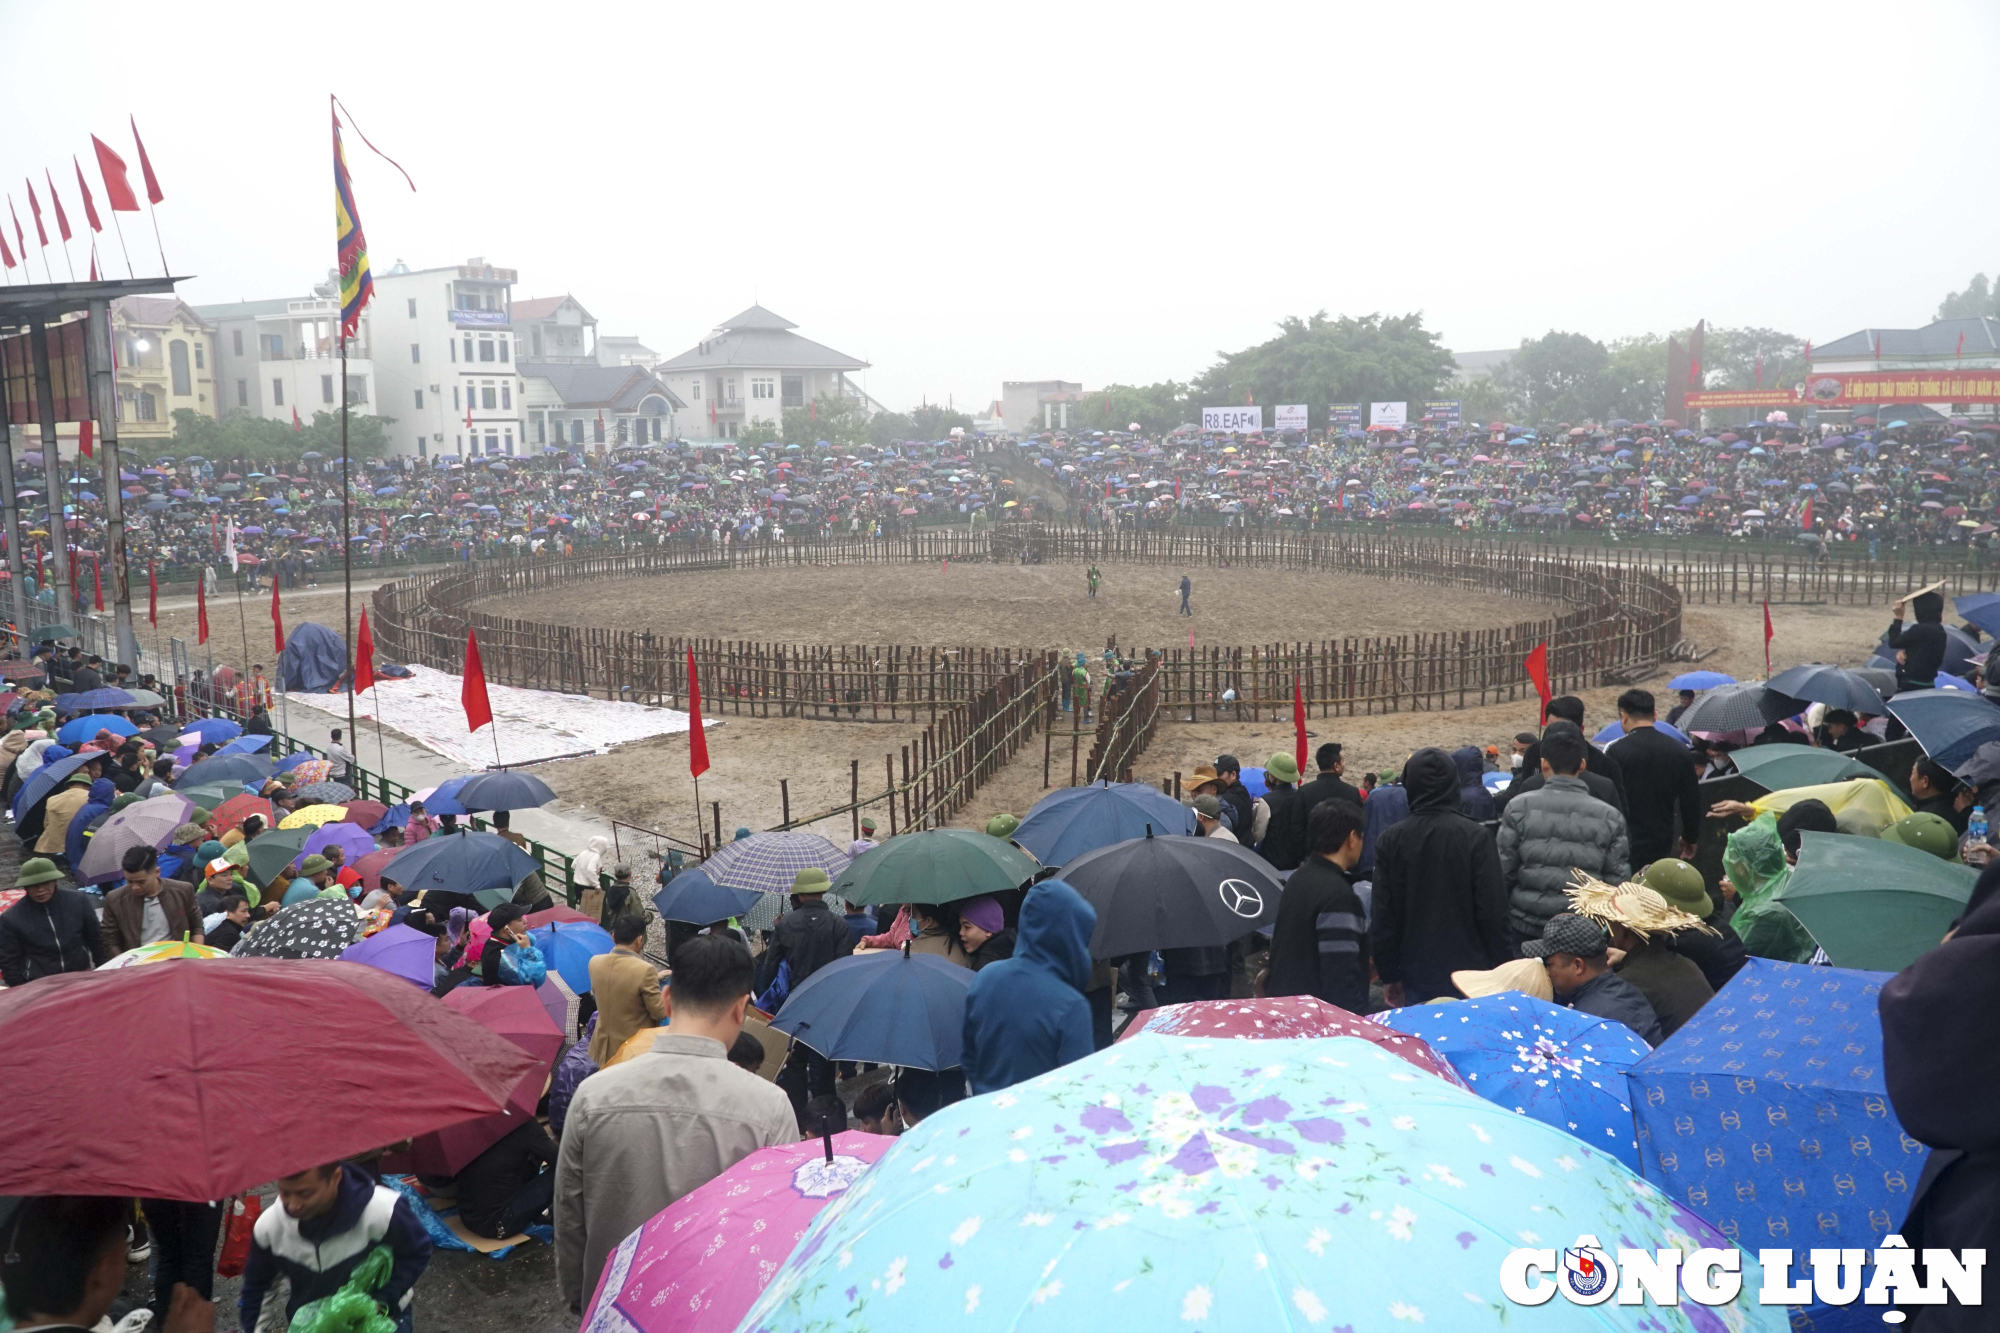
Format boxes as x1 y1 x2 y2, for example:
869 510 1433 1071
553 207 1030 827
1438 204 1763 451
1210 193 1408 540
1274 404 1308 434
1683 389 1806 409
1369 401 1408 428
1422 399 1462 424
1201 405 1263 433
1328 403 1362 428
1804 371 2000 405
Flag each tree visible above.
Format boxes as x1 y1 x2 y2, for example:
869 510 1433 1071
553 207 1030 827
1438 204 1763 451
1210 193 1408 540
1072 382 1193 435
1696 326 1807 395
1191 311 1456 431
782 394 870 449
907 403 974 440
1602 334 1668 422
159 407 394 465
1939 274 1999 320
738 419 781 447
865 410 916 448
1493 331 1612 424
1453 375 1516 427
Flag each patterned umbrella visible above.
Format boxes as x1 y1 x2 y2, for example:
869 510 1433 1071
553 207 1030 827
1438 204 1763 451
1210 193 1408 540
701 832 851 895
231 897 361 959
581 1132 896 1333
97 938 229 969
1119 996 1467 1088
740 1034 1787 1332
1380 994 1653 1170
296 781 358 805
280 803 350 830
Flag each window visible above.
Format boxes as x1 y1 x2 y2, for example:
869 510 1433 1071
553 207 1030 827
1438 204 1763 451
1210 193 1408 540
236 379 248 407
570 419 583 445
417 437 427 458
725 378 737 402
617 419 628 444
411 343 421 364
481 385 496 410
414 389 425 409
272 379 285 407
751 377 776 400
500 383 511 409
347 376 368 406
485 432 499 455
194 343 205 370
322 375 335 404
593 416 605 444
135 391 157 422
407 298 417 318
452 386 460 410
781 375 804 408
504 430 514 455
498 338 510 364
463 336 473 362
169 342 192 395
532 330 543 357
478 340 494 362
232 329 244 356
448 339 455 363
690 380 700 401
535 414 546 445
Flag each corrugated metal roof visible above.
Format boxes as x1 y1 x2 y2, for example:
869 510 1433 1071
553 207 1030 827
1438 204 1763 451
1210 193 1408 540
1813 317 2000 359
657 328 867 372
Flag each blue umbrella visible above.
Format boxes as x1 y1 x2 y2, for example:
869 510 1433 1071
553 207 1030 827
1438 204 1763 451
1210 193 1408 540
1954 591 2000 638
1380 993 1653 1170
13 750 96 820
181 717 242 744
175 754 273 789
215 735 274 757
453 770 556 812
1884 688 2000 768
56 688 137 711
1667 670 1735 690
1937 670 1976 693
1012 781 1195 866
56 714 139 746
701 831 851 895
766 949 973 1070
652 867 760 924
272 750 319 775
379 829 540 896
1630 959 1920 1331
1593 719 1690 748
415 775 473 817
528 920 613 993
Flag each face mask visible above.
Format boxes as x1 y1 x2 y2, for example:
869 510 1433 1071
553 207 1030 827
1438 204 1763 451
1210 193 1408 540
1510 753 1523 769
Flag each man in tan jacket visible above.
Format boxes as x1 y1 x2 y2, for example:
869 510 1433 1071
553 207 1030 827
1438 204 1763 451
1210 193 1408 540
586 914 666 1065
36 771 94 864
555 933 796 1312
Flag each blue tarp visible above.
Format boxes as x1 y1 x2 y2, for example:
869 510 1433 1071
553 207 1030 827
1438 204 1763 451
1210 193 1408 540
279 621 348 692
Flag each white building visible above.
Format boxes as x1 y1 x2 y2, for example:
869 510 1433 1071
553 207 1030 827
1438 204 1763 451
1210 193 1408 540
512 294 596 364
197 275 378 424
520 362 684 450
369 257 523 457
655 305 873 441
999 380 1082 434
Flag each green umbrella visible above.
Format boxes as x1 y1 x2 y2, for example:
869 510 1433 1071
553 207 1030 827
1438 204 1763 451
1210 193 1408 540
1730 745 1895 795
831 828 1039 906
175 782 245 809
472 886 514 908
247 825 314 888
1779 830 1975 971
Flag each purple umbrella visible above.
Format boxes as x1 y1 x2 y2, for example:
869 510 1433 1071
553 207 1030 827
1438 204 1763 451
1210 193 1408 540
298 820 377 868
338 924 435 987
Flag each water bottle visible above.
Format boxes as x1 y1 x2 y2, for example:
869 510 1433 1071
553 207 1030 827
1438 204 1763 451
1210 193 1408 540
1972 806 1989 845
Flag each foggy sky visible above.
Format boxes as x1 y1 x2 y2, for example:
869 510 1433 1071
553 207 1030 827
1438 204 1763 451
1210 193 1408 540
2 0 1993 414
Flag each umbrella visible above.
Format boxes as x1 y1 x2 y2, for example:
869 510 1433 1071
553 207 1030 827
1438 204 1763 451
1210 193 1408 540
1778 830 1974 971
412 774 473 816
1873 622 1984 677
1117 996 1466 1085
1671 683 1798 734
214 734 275 757
1057 833 1280 957
377 984 564 1177
296 780 359 805
280 803 350 829
1380 993 1653 1170
340 798 390 829
180 717 242 744
523 904 595 928
13 750 99 821
0 956 542 1198
581 1132 896 1333
57 687 138 711
350 847 402 892
1953 590 2000 638
831 828 1037 906
177 754 273 790
96 938 229 968
1727 744 1887 795
300 820 377 867
529 919 614 993
232 896 362 958
56 713 139 746
1884 688 2000 768
1667 670 1735 691
766 948 973 1070
1764 663 1888 714
742 1032 1788 1332
1630 959 1921 1330
652 867 761 925
453 770 557 811
247 825 314 888
1592 719 1691 747
74 792 195 885
1011 780 1196 865
338 922 437 987
702 831 852 895
380 829 540 896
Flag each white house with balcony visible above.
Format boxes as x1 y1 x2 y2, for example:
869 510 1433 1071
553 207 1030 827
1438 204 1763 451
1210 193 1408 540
655 305 874 440
368 257 523 457
198 275 376 427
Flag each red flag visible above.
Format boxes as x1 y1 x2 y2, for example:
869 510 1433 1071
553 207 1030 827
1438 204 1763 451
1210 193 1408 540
91 135 140 212
1800 496 1814 531
465 402 473 431
1958 331 1966 361
91 554 103 612
131 117 164 204
271 579 284 653
9 197 26 259
1875 333 1884 361
1763 600 1774 675
24 180 47 247
461 628 493 733
35 543 44 591
196 578 209 646
353 610 375 694
0 223 13 270
686 648 709 778
1688 358 1701 386
1802 340 1811 363
147 562 157 627
1524 642 1552 724
43 171 71 243
77 419 92 459
1292 674 1308 779
292 406 301 434
1753 357 1763 388
73 157 101 233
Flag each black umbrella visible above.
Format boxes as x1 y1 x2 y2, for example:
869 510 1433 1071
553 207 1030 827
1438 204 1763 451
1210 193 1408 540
1765 664 1889 715
1057 830 1281 957
232 897 360 959
1674 683 1799 733
1951 739 2000 790
454 771 556 812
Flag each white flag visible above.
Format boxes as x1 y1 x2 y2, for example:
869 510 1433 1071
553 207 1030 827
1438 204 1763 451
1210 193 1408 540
223 518 238 573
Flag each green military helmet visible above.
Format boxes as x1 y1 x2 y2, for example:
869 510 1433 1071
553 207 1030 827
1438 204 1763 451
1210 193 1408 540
1881 811 1959 861
1639 857 1713 919
985 812 1020 839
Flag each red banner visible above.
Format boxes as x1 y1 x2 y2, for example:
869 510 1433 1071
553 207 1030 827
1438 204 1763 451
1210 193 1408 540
0 318 90 424
1803 370 2000 406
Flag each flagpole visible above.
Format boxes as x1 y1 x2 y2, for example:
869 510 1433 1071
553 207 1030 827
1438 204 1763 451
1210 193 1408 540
108 212 133 279
341 330 356 748
145 202 168 277
373 680 388 778
232 567 249 670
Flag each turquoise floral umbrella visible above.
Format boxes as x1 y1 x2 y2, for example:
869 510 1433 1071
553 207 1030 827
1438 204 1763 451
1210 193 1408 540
741 1033 1786 1331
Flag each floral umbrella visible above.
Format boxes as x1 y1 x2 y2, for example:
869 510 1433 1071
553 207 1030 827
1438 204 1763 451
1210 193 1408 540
742 1034 1784 1331
1118 996 1467 1088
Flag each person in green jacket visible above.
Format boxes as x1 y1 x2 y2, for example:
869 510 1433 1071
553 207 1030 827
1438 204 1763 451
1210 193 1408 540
1721 808 1818 963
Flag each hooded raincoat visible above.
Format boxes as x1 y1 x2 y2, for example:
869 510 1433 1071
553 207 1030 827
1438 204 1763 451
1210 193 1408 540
1370 747 1509 1003
1452 745 1497 821
1723 811 1815 963
961 878 1096 1094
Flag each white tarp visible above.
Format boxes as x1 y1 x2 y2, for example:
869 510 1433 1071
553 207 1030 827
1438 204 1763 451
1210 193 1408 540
284 663 691 768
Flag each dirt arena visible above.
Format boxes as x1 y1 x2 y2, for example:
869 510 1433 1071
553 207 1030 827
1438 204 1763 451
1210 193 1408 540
478 562 1566 649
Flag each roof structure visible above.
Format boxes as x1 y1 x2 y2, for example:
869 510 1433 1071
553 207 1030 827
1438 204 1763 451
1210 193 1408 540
112 296 208 328
191 297 296 322
512 294 594 324
1814 317 2000 360
658 304 867 373
522 360 685 411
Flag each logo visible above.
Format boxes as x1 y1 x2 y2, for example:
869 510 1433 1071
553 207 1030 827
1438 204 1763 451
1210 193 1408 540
1216 878 1263 918
1560 1236 1617 1304
1808 376 1844 402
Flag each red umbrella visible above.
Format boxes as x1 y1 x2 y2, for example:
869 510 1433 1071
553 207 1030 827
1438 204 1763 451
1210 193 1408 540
381 985 563 1175
0 958 541 1199
1118 996 1467 1088
340 799 390 829
352 847 399 891
210 792 277 833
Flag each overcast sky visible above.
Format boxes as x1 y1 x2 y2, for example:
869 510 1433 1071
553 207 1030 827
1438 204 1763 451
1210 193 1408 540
3 1 1992 413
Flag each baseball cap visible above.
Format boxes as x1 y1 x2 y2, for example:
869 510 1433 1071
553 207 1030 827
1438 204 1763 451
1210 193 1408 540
1191 794 1222 819
1520 912 1611 959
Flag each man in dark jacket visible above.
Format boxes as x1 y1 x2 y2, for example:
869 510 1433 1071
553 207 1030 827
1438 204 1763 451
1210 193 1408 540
1496 727 1629 948
1451 745 1496 821
1500 696 1628 818
1213 754 1255 837
99 846 202 958
1886 586 1949 691
1609 689 1702 867
1371 748 1509 1006
1292 743 1361 831
0 856 106 985
1266 798 1370 1012
962 879 1096 1093
1523 913 1662 1045
1256 751 1308 871
760 867 855 1116
238 1162 432 1333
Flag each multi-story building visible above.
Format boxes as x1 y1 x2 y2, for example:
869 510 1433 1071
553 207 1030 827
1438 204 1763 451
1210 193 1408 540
512 294 596 364
196 274 376 425
368 257 522 457
999 380 1082 434
655 305 872 441
520 362 684 450
109 297 219 443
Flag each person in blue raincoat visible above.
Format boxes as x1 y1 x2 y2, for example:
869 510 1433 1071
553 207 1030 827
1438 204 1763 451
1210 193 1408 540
961 878 1096 1094
63 778 117 876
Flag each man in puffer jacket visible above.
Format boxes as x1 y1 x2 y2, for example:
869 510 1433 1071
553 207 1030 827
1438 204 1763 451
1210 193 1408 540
1497 726 1629 951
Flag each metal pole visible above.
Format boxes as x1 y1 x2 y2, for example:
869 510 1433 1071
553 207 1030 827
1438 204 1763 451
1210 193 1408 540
83 300 137 667
0 361 28 643
340 335 356 746
27 318 71 623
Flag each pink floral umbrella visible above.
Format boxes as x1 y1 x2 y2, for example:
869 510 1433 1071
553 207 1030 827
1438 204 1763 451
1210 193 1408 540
581 1130 894 1333
1118 995 1470 1089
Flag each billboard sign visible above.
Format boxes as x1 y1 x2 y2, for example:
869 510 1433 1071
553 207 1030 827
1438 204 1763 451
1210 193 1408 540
1369 401 1408 428
1201 406 1264 433
1422 399 1462 424
1328 403 1362 428
1274 404 1309 434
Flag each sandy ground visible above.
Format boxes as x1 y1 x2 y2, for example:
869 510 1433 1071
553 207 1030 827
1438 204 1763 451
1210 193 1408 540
482 561 1561 650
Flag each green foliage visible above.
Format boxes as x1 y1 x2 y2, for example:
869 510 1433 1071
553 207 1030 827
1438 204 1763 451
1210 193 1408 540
1072 382 1193 435
1938 273 2000 321
1190 312 1456 431
737 419 782 448
908 403 974 440
781 395 870 449
1603 334 1668 422
1453 374 1515 427
1695 326 1807 395
1493 331 1612 424
158 408 394 464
